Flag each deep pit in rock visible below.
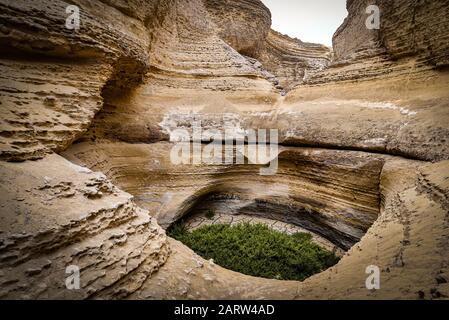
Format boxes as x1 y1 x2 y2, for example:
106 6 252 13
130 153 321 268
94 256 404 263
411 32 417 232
165 174 377 281
64 141 384 282
145 146 385 281
172 193 345 255
168 222 341 281
2 0 449 300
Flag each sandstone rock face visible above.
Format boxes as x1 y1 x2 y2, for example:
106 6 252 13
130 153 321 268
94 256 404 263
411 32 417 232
0 0 153 161
0 154 168 299
0 0 151 61
64 145 449 300
334 0 449 66
332 0 381 62
1 0 449 300
64 142 384 250
0 59 111 161
292 0 449 162
258 30 331 90
203 1 331 90
0 0 170 299
203 0 272 58
0 0 274 159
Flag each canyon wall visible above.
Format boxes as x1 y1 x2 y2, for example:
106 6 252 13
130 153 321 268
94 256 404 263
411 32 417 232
0 154 168 299
288 0 449 162
0 0 169 299
203 0 331 90
64 143 385 250
0 0 155 161
203 0 272 58
334 0 449 66
311 0 449 83
0 0 280 299
258 30 331 90
0 0 449 300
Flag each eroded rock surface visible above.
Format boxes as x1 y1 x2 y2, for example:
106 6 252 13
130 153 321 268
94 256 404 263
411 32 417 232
203 0 271 58
1 0 449 300
0 154 168 299
333 0 449 66
258 30 331 90
0 0 152 161
65 143 385 250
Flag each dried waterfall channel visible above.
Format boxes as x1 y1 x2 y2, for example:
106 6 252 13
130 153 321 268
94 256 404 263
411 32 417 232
1 0 449 300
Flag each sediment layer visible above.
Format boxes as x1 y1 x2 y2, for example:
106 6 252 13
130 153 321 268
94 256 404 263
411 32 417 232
1 0 448 300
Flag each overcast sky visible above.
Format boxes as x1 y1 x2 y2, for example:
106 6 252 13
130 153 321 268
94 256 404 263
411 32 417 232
261 0 348 46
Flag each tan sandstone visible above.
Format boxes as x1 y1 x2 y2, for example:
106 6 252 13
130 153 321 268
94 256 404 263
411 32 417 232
0 0 448 300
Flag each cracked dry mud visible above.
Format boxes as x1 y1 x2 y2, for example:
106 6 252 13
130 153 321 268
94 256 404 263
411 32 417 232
0 0 449 300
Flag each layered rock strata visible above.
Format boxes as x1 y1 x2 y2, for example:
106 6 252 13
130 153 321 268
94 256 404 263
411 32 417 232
0 0 448 300
0 154 168 299
258 30 331 90
287 0 449 162
0 0 152 161
129 160 449 300
203 0 272 58
202 1 332 90
333 0 449 66
307 0 449 83
65 143 384 250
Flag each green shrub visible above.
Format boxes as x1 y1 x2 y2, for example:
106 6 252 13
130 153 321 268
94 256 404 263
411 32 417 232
168 222 340 281
205 209 215 220
169 221 189 238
